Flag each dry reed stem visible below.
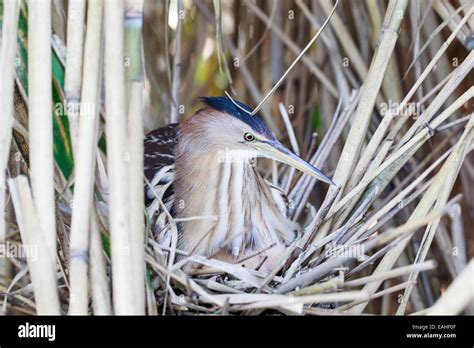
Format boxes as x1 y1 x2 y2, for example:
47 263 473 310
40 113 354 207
398 50 474 147
318 0 368 80
460 0 474 30
68 0 103 315
238 290 368 311
427 259 474 315
127 83 146 312
64 0 86 153
326 87 473 223
349 148 452 244
89 210 112 315
403 6 470 79
28 0 57 259
0 0 19 167
8 176 60 314
1 267 28 314
310 2 406 231
278 256 352 293
125 0 146 314
346 7 473 195
433 0 470 45
249 0 339 116
448 204 467 272
339 280 415 312
193 0 278 133
145 255 225 307
169 0 183 124
278 103 298 192
396 120 474 314
350 113 474 314
326 0 408 204
0 0 20 284
294 260 435 296
291 91 358 221
104 0 136 314
244 0 338 98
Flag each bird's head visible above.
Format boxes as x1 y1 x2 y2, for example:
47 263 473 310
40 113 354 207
180 96 335 186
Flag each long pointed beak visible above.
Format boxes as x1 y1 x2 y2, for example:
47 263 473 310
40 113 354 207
254 140 336 186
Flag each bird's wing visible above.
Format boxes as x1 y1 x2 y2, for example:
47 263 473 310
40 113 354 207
144 123 179 204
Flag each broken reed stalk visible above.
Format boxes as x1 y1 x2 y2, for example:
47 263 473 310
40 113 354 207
63 0 86 154
8 176 60 314
68 0 103 315
125 0 146 314
104 0 139 314
0 0 20 258
28 0 57 259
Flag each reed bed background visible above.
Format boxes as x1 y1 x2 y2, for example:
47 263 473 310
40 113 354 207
0 0 473 315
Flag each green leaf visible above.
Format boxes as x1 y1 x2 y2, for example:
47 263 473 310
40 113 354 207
311 107 322 134
0 1 4 26
100 233 111 260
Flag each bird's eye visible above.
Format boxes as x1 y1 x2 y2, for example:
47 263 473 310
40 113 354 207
244 132 256 142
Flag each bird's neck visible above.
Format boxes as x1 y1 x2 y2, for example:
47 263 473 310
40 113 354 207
174 148 297 259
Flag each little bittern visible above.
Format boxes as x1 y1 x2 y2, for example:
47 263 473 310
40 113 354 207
145 96 335 270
